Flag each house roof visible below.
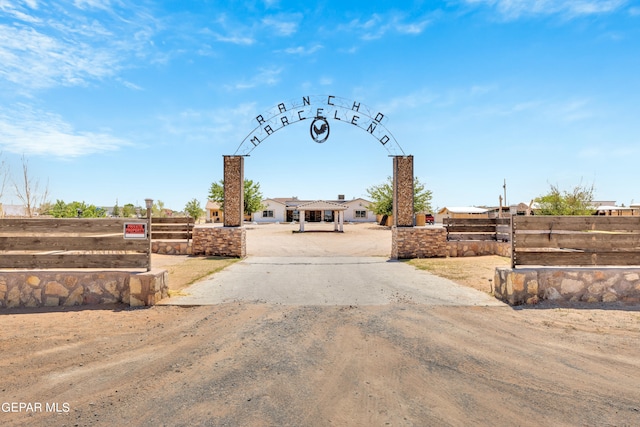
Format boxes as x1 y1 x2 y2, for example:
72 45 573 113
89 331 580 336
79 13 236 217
595 205 634 211
268 197 371 209
342 198 371 206
486 203 530 212
262 198 287 206
0 204 28 216
438 206 488 214
206 201 221 210
287 200 348 211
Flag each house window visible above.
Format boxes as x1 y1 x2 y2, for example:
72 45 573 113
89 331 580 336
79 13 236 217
355 210 367 218
262 210 274 218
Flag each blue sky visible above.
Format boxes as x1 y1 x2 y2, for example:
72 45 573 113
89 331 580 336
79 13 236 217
1 0 639 212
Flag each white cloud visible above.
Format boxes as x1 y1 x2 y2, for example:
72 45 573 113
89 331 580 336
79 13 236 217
0 104 131 157
0 24 120 89
0 1 159 91
226 67 283 91
158 103 259 145
262 15 301 36
464 0 628 19
282 44 323 55
340 12 432 40
212 33 255 46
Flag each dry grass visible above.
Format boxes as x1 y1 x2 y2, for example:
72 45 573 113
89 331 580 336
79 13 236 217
163 256 239 291
408 255 510 294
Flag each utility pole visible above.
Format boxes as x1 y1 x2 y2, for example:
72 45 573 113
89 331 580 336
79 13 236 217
503 179 507 209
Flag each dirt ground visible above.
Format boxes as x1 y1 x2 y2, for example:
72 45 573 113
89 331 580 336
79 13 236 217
1 224 640 426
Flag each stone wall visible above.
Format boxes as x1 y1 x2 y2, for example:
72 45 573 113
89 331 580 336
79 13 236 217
129 270 169 307
392 156 414 227
192 225 246 258
391 226 511 259
0 269 168 309
494 267 640 305
152 240 192 255
446 241 511 257
392 227 447 259
223 155 244 227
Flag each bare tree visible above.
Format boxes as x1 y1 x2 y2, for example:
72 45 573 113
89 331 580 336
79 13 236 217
13 155 50 217
0 151 7 218
0 151 8 201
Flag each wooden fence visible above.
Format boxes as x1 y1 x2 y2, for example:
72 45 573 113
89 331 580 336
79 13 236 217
0 218 150 269
151 217 193 241
512 216 640 268
444 218 510 242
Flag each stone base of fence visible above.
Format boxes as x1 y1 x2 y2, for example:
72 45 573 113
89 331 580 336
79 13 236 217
0 269 168 309
192 225 246 258
446 241 511 257
392 227 447 259
129 269 169 307
392 226 511 259
494 267 640 306
152 240 192 255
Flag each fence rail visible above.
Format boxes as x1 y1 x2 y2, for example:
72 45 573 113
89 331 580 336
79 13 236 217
0 218 150 269
444 218 510 241
512 216 640 267
151 217 193 240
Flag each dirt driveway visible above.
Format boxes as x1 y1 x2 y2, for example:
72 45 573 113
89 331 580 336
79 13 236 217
1 224 640 426
245 222 391 257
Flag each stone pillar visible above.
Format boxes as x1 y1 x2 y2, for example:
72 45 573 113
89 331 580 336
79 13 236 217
393 155 414 227
223 156 244 227
299 210 305 232
339 211 344 232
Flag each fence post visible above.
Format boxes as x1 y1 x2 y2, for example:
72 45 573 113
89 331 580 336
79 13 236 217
145 198 153 271
509 207 516 269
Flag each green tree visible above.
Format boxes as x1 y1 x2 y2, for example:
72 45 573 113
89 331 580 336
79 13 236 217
50 200 106 218
208 178 264 216
534 182 595 215
184 198 204 221
366 177 433 216
50 199 70 218
112 200 121 217
152 200 167 218
122 203 136 218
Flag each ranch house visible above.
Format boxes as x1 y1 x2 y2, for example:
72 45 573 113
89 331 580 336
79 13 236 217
253 196 375 224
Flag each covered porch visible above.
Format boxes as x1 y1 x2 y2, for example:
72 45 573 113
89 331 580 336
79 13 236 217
287 200 347 232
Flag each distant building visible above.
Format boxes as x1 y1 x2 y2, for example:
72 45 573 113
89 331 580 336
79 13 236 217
593 202 640 216
0 204 28 217
486 203 532 218
437 207 489 221
205 201 224 223
253 196 374 223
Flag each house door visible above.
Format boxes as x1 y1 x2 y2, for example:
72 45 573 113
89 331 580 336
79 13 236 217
305 211 322 222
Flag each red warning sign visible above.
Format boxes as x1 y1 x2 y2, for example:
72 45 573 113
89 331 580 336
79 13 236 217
124 222 147 239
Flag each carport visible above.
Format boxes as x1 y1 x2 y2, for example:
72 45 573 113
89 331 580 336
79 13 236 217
288 200 348 232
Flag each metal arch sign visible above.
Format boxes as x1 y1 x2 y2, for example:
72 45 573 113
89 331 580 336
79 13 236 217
233 95 405 156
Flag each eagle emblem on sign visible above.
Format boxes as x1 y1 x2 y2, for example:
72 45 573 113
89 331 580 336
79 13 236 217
310 117 330 143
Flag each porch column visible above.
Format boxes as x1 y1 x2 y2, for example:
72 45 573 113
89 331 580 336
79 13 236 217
333 210 339 231
299 210 305 232
339 210 344 232
393 155 414 227
223 155 244 227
